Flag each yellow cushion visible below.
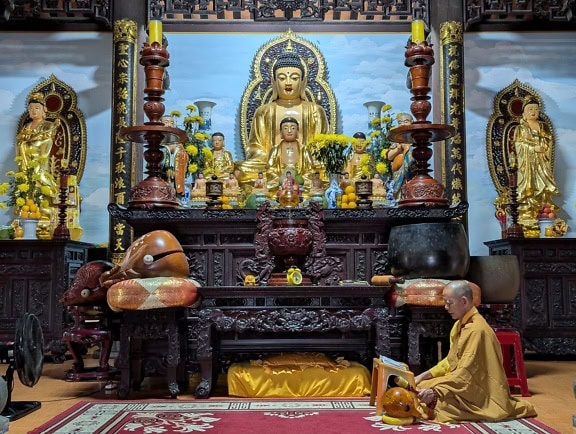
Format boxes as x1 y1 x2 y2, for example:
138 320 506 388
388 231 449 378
251 352 349 374
228 359 371 398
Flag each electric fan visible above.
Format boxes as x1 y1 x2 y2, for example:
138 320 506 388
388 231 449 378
1 312 44 421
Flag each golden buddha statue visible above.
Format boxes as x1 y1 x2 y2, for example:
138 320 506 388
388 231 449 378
16 92 59 192
235 51 329 187
15 92 60 226
208 132 234 180
513 96 560 231
267 117 316 194
345 132 374 182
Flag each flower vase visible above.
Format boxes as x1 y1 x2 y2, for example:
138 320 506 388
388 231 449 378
20 218 39 240
325 173 342 209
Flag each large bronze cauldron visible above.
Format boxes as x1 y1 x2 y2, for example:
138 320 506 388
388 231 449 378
466 255 520 303
388 222 470 279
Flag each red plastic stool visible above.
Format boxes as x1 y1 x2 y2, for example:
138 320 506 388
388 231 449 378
494 328 530 397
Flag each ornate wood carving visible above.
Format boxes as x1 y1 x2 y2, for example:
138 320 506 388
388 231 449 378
0 0 112 29
117 308 188 399
190 285 391 397
109 201 468 286
465 0 576 30
0 240 91 360
486 238 576 355
151 0 430 25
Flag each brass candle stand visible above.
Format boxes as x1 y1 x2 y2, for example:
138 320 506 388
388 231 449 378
119 42 187 209
387 41 455 207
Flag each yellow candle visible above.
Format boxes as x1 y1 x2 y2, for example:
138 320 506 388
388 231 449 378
148 20 162 45
411 19 425 44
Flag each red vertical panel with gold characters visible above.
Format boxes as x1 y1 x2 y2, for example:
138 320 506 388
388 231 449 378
439 22 467 212
109 19 138 265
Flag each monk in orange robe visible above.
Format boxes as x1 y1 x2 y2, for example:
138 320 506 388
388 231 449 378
415 280 536 423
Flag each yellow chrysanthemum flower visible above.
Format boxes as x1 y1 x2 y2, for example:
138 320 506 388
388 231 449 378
376 162 388 175
186 104 198 112
370 117 381 128
16 197 25 207
17 183 30 193
15 171 27 181
185 115 204 126
188 163 199 174
195 132 210 141
40 185 53 196
202 148 213 158
170 110 182 117
186 145 199 157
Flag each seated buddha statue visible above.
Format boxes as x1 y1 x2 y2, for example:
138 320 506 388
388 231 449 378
235 51 329 187
209 132 234 181
266 117 315 194
345 132 374 182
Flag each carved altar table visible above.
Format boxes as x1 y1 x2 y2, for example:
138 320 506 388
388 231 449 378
486 238 576 355
189 284 392 398
108 202 468 287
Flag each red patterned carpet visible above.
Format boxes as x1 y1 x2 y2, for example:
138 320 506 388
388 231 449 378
29 399 559 434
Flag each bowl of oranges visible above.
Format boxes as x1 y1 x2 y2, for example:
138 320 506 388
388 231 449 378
339 185 358 209
19 198 43 219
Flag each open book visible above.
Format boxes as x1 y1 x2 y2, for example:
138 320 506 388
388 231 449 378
379 354 409 371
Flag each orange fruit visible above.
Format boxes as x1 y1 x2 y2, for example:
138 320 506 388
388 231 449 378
341 194 349 203
347 193 357 202
345 185 355 194
348 202 357 209
26 198 35 206
21 205 30 213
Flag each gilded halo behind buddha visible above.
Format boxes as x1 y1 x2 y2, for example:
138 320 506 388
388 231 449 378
235 30 339 194
239 30 338 150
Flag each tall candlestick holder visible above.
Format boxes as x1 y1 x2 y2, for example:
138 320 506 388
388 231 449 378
119 41 187 209
387 40 455 207
53 166 71 240
506 164 524 238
